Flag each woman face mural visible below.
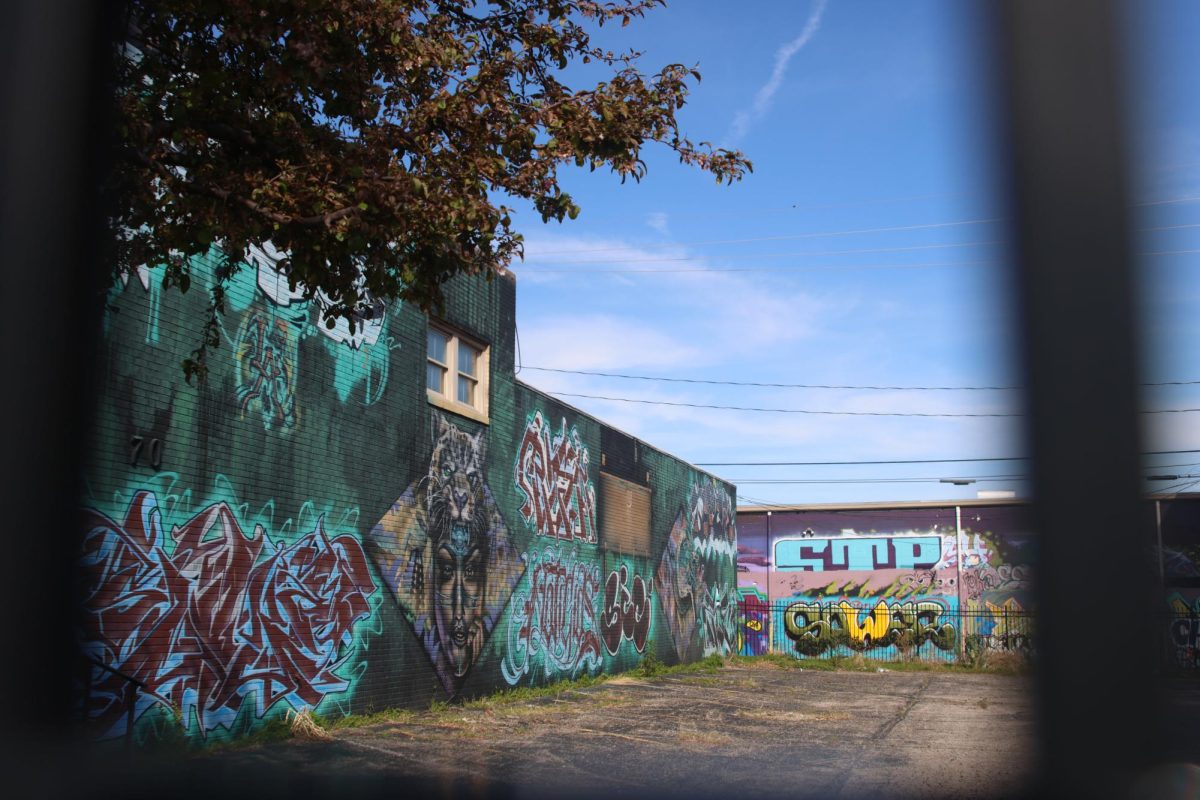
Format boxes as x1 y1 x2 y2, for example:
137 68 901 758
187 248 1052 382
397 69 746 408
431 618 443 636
433 523 488 679
367 412 524 698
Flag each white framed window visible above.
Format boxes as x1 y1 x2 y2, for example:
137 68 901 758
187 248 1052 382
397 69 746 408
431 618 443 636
426 322 489 423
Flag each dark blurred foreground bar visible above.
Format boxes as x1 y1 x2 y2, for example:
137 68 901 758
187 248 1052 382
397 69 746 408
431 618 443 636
990 0 1164 796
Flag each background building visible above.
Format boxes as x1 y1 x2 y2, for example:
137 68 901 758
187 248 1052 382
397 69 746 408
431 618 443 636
736 499 1034 661
79 250 737 743
738 494 1200 664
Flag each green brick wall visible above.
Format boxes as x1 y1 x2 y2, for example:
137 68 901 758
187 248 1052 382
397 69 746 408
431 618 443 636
79 251 737 744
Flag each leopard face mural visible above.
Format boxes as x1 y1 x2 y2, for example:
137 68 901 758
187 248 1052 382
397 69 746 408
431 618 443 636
367 413 523 697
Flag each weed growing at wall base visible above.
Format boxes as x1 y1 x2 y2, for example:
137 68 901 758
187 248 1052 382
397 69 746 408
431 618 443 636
727 653 1029 676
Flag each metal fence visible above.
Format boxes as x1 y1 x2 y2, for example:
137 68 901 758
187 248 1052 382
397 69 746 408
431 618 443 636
735 599 1036 664
737 599 1200 670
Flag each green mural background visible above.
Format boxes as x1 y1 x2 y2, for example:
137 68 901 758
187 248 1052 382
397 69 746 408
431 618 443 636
80 250 736 744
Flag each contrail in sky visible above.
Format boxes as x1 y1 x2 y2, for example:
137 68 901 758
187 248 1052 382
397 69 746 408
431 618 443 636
730 0 828 141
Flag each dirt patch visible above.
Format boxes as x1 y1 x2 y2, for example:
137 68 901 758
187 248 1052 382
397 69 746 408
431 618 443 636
735 708 852 723
183 666 1037 799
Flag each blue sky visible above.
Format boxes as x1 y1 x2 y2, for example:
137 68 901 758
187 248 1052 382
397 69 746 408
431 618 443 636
503 0 1200 506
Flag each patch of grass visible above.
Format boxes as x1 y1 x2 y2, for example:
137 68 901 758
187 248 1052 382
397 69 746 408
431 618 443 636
203 716 295 754
324 708 418 730
637 651 666 676
680 675 723 687
639 652 726 678
286 708 332 740
463 673 610 709
676 727 735 746
735 708 850 723
729 652 1029 676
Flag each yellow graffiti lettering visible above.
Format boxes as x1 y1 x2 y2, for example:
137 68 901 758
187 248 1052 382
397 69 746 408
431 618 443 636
746 619 763 632
839 601 891 643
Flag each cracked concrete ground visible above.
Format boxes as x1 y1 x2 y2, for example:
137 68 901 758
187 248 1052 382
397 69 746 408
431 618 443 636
172 665 1037 800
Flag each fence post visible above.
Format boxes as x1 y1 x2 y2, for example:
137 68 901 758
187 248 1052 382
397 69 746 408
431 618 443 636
955 505 965 662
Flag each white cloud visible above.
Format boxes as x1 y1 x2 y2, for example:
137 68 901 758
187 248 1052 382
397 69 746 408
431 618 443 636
646 212 670 235
518 313 704 371
729 0 828 142
516 232 844 356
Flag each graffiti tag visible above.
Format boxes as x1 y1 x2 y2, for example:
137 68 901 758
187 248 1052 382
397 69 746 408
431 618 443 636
80 490 377 739
502 546 602 684
236 311 298 430
782 598 956 656
737 588 770 656
774 536 943 573
514 411 596 543
656 478 738 660
601 566 652 654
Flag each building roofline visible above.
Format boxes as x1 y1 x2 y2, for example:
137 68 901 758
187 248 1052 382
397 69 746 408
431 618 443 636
736 498 1028 513
513 377 733 489
737 491 1200 514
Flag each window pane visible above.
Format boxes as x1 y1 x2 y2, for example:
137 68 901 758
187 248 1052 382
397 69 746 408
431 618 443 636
427 329 447 364
427 363 446 393
459 343 478 377
457 375 475 405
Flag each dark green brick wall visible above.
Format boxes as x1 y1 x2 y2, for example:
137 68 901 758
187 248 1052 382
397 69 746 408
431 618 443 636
79 251 736 744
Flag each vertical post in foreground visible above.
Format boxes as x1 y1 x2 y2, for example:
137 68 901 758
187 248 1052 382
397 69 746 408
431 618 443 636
989 0 1164 795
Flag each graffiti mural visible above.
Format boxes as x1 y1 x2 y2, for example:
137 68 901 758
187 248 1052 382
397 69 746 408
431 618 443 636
502 544 603 684
235 311 299 430
782 597 957 658
1169 594 1200 668
368 413 522 698
737 587 770 656
89 248 745 742
250 242 386 350
774 536 944 573
80 486 378 739
514 410 597 543
247 242 397 406
656 478 738 660
601 566 652 655
961 563 1031 601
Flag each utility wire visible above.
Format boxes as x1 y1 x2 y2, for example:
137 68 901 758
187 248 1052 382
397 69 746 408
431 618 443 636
523 241 998 266
549 388 1017 417
522 365 1200 390
544 390 1200 417
526 218 1002 256
516 248 1200 274
699 456 1030 466
516 260 991 274
726 467 1200 485
692 452 1200 467
540 189 1200 228
723 469 1197 484
526 219 1200 258
728 475 1030 485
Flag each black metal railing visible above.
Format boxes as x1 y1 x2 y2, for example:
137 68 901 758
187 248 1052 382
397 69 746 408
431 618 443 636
737 598 1200 671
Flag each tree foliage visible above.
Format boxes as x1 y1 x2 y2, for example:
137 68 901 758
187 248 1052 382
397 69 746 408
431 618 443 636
112 0 750 379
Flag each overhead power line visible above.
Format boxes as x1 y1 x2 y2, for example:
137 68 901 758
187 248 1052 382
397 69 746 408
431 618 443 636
549 190 1200 228
694 450 1200 466
516 259 991 275
525 219 1200 258
728 475 1031 485
545 391 1200 417
726 469 1193 485
524 241 998 266
515 248 1200 274
526 218 1002 256
522 365 1200 390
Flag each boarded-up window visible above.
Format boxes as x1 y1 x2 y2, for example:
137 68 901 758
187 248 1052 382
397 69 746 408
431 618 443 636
600 471 651 556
